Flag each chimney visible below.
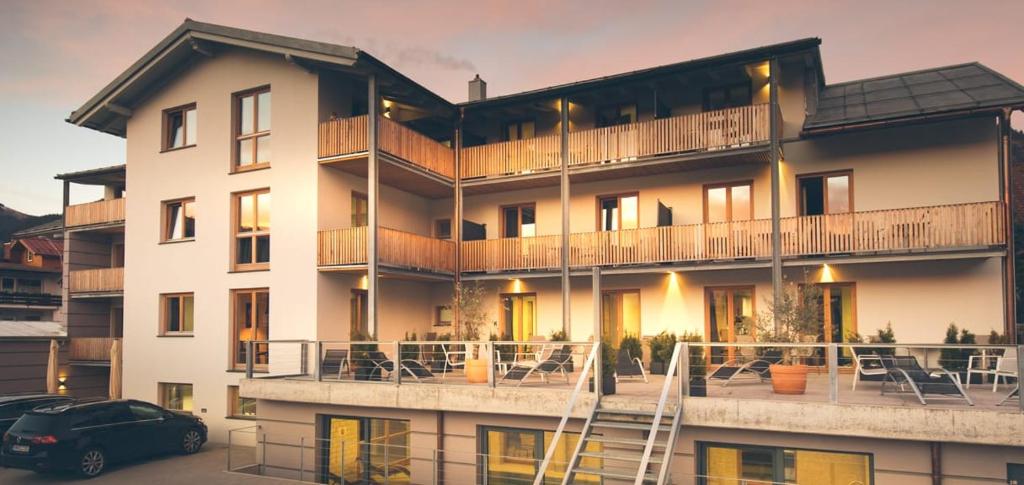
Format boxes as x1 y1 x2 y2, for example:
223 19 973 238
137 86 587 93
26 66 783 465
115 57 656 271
468 74 487 102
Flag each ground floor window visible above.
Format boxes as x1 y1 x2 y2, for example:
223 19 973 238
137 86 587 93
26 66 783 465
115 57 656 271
227 385 256 418
480 426 601 484
698 442 872 485
320 415 410 485
602 289 640 347
158 382 193 413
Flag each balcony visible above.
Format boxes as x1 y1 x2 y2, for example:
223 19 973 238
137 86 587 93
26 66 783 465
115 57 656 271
461 202 1004 273
318 226 456 275
460 105 771 187
65 198 125 229
69 267 124 294
0 292 62 307
315 116 452 196
68 337 118 363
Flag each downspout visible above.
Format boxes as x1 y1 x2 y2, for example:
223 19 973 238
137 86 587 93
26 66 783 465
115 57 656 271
930 441 942 485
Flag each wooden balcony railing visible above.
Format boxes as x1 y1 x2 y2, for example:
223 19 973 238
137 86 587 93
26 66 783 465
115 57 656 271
461 235 562 272
69 337 117 362
318 226 456 274
69 267 124 294
568 104 771 167
461 134 561 179
569 220 774 267
65 198 125 228
318 115 455 179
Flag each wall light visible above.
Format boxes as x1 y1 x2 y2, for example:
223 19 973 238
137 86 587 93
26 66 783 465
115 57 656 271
57 376 67 391
820 264 835 283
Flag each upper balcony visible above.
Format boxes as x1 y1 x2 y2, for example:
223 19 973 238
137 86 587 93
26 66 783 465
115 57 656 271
65 198 125 229
69 267 124 295
0 292 62 307
461 201 1005 274
318 226 455 276
68 337 119 364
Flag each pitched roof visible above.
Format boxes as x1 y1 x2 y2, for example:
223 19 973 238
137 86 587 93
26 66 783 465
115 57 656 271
804 63 1024 132
12 219 63 238
54 164 126 186
0 321 66 339
16 237 63 258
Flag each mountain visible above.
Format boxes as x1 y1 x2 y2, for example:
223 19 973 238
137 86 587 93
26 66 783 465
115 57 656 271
0 204 61 243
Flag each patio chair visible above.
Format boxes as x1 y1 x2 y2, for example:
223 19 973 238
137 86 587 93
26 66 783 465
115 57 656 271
879 355 973 406
320 349 350 380
439 344 466 379
966 352 1018 392
499 347 574 387
614 347 648 383
707 350 783 387
362 351 394 380
851 350 887 391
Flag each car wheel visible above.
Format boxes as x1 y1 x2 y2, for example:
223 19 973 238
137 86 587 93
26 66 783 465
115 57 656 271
181 428 203 455
78 447 106 478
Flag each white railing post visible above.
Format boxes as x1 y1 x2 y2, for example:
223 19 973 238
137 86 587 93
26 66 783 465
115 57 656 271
828 343 839 404
680 342 690 399
487 342 496 388
314 341 323 382
393 341 401 385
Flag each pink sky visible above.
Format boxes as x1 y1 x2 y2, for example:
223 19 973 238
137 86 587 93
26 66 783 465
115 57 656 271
1 0 1022 214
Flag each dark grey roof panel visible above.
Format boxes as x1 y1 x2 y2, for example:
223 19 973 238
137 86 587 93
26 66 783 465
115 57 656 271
804 62 1024 131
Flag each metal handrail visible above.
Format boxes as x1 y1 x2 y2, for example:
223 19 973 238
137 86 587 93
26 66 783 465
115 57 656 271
533 342 599 485
635 342 681 485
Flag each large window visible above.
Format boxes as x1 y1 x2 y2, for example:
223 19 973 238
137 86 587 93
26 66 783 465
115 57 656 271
162 198 195 241
321 416 410 485
703 82 752 111
232 288 269 369
480 426 601 485
501 204 536 238
234 87 271 170
598 193 638 231
227 385 256 418
351 192 368 227
602 290 641 347
160 293 194 335
163 104 197 150
233 190 270 270
799 172 852 215
158 383 193 413
699 442 872 485
704 181 752 223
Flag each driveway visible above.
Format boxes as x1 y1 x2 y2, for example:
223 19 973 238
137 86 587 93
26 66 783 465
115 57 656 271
0 444 293 484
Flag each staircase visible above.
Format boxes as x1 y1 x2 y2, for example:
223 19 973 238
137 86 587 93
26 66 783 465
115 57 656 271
543 342 685 485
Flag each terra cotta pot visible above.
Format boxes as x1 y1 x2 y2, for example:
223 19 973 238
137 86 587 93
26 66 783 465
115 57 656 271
769 364 808 395
465 359 489 383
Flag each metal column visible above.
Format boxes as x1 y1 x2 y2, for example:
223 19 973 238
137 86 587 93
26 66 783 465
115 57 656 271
592 266 601 398
769 57 783 328
454 113 463 335
367 75 380 338
561 97 571 338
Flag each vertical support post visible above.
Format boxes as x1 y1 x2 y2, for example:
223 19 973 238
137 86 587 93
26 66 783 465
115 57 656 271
1018 345 1024 413
299 436 304 482
560 97 571 338
769 57 783 330
930 442 942 485
61 180 70 227
260 432 267 474
998 109 1016 341
592 266 602 398
432 448 439 485
680 342 690 399
367 74 380 338
828 343 839 403
315 341 323 381
227 429 233 471
487 342 496 388
453 114 463 335
393 340 401 385
245 340 254 379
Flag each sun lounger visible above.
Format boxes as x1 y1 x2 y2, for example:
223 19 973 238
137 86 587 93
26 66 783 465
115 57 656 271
707 350 783 387
880 355 973 406
499 347 573 386
851 350 887 391
614 347 647 383
320 349 350 379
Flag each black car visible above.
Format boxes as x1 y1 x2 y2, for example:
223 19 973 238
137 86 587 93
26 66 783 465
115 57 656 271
0 394 75 436
1 399 207 478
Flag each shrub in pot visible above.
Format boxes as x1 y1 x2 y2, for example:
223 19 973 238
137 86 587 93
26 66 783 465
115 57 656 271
755 281 823 395
939 323 978 383
589 339 617 395
679 332 707 397
351 330 380 381
648 331 677 375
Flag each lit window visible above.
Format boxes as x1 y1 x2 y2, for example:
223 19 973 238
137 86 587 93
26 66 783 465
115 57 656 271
163 104 197 150
233 190 270 270
705 181 753 223
232 288 269 369
227 385 256 418
481 427 601 484
699 442 872 485
163 198 196 241
234 87 271 170
160 293 194 335
159 383 193 412
598 194 638 231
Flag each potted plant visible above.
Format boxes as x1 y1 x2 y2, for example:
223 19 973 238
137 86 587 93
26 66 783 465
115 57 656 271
453 282 490 383
401 331 419 362
939 323 978 383
679 332 707 397
648 331 676 375
755 281 822 395
351 330 380 381
589 339 617 395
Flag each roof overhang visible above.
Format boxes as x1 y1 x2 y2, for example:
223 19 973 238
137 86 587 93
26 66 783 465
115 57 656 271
55 164 126 186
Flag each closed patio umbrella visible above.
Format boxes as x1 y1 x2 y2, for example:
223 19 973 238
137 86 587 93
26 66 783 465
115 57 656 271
109 339 122 400
46 339 59 394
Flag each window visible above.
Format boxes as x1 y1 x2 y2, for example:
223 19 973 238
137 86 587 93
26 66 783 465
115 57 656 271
799 172 852 215
703 82 752 111
1 278 13 293
698 442 872 485
234 87 271 170
435 305 452 326
128 401 165 421
505 119 535 141
704 181 752 223
233 190 270 270
163 198 195 241
321 416 410 485
501 204 536 238
602 290 641 347
350 289 368 337
17 279 41 294
596 104 636 128
352 192 368 227
227 385 256 418
480 427 601 484
163 104 197 150
160 293 194 335
232 288 269 369
434 219 452 240
597 193 638 231
159 383 193 413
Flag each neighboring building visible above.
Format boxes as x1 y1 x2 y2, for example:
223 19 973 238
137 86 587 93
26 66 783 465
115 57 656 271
0 236 63 322
65 20 1024 484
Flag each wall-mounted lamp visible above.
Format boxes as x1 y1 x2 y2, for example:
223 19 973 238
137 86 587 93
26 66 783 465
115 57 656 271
57 376 67 391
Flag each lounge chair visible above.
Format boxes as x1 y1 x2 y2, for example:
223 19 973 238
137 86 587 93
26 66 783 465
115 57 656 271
879 355 973 406
851 350 887 391
320 349 350 380
398 359 436 382
707 350 783 387
614 348 647 383
499 347 573 387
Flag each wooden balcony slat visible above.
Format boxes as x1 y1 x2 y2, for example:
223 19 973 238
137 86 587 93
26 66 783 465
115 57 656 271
69 337 117 361
461 134 561 179
65 198 125 228
317 226 455 274
318 115 455 179
69 267 123 293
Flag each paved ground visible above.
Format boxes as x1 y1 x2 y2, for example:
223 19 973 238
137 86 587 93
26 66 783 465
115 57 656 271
0 444 294 485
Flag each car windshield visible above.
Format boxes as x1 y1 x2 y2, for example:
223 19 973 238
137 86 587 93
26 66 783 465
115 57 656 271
8 414 60 435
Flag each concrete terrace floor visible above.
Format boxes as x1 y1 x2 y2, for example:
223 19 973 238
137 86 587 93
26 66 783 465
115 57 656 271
0 444 292 485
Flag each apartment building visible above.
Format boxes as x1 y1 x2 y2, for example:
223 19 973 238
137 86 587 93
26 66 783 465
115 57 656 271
64 20 1024 484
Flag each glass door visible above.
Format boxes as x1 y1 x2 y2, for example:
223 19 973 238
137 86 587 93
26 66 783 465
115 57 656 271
705 287 755 364
322 416 410 485
501 294 537 342
601 290 641 347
